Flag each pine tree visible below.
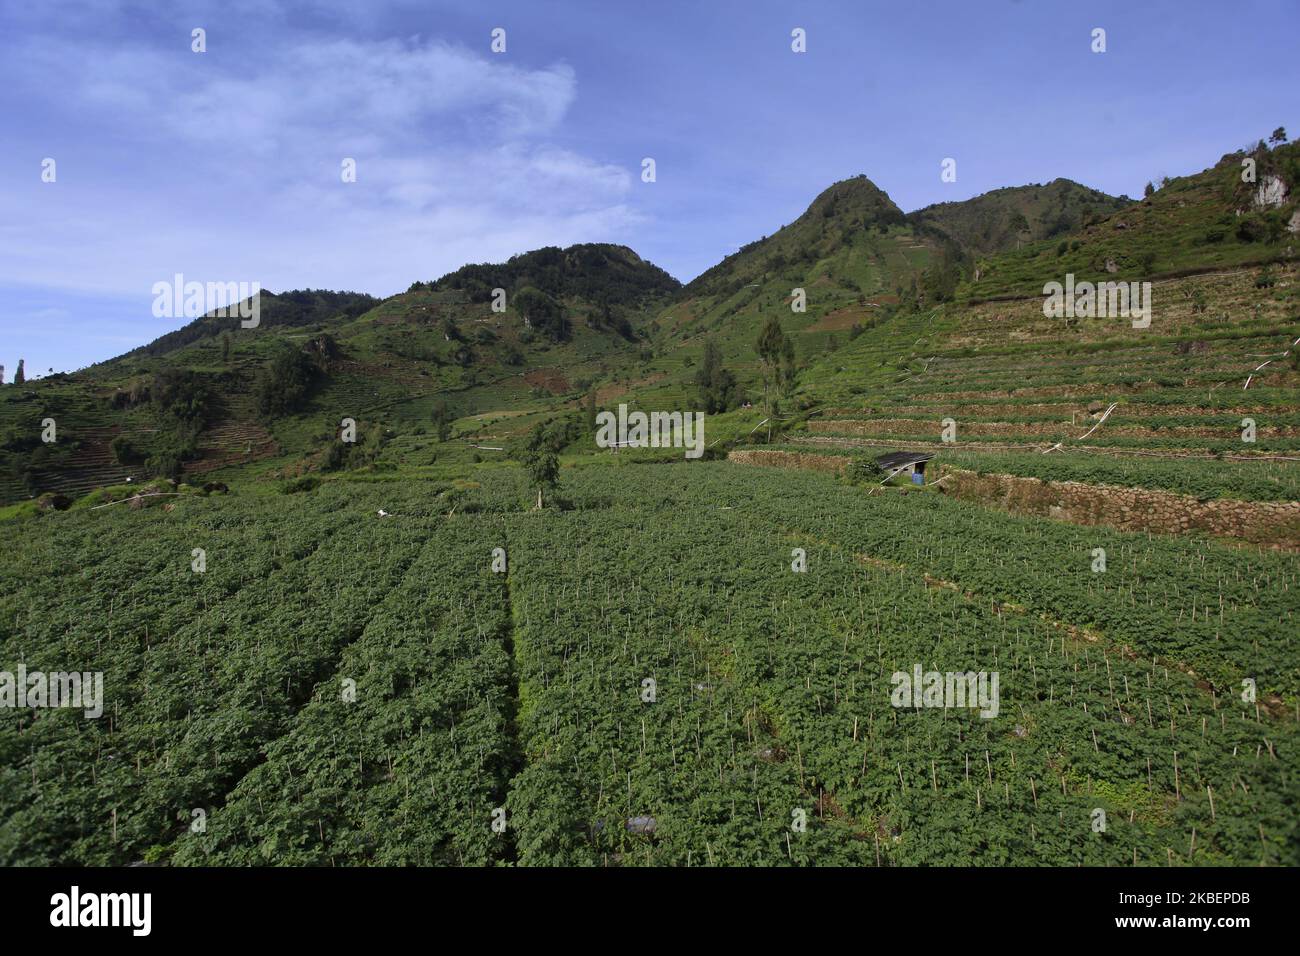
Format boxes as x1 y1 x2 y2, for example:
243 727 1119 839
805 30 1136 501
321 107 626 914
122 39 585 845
523 425 559 509
431 400 452 442
695 339 737 413
756 317 789 440
779 334 796 396
13 359 24 385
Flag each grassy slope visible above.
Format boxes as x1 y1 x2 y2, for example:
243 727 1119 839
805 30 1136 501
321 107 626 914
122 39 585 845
966 142 1300 300
724 142 1300 501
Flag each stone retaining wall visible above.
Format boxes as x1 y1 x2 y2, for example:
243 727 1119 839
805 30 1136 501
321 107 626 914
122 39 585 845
727 450 849 473
940 468 1300 548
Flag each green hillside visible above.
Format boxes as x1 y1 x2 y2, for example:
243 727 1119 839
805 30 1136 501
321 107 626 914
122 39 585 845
3 139 1298 511
771 140 1299 516
0 244 679 504
909 178 1129 258
967 142 1300 300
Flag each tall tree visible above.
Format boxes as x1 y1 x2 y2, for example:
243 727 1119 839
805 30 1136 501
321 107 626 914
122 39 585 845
779 334 797 396
522 425 560 509
431 400 452 442
13 359 24 385
695 338 737 413
756 316 788 440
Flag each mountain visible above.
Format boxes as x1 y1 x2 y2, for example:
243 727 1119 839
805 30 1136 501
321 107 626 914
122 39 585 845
649 177 1128 379
0 243 680 503
627 176 1124 414
4 138 1296 510
682 176 911 301
785 141 1299 470
965 142 1300 300
908 179 1129 258
424 242 679 311
643 177 941 400
117 290 381 363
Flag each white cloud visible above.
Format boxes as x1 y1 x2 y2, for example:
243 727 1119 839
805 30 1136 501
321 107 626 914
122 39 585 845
1 28 634 312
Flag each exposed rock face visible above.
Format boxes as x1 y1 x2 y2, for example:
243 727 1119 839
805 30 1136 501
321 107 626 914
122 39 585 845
1255 174 1288 209
942 469 1300 548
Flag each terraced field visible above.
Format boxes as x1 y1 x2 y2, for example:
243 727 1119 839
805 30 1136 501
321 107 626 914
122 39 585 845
807 266 1299 447
0 385 159 501
778 263 1300 545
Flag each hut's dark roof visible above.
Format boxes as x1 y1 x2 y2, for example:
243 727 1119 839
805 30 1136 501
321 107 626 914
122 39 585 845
874 451 935 470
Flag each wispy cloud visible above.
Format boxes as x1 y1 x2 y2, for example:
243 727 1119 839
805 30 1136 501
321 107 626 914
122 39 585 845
0 13 637 354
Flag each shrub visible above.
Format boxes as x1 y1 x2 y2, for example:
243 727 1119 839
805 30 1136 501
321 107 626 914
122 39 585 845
843 456 882 485
1236 217 1267 243
110 435 146 465
280 475 321 494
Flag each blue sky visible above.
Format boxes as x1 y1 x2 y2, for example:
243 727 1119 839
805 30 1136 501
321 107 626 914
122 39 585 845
1 0 1296 375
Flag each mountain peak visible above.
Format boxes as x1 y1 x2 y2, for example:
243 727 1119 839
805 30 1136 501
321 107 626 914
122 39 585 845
805 175 904 223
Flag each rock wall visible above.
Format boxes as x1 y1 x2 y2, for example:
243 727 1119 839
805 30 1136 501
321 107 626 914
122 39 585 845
940 468 1300 548
808 419 1297 440
728 450 848 473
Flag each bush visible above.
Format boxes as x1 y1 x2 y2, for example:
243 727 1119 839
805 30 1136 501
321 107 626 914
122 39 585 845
1236 217 1267 243
110 435 146 465
280 475 321 494
144 450 184 481
843 456 883 485
512 286 571 343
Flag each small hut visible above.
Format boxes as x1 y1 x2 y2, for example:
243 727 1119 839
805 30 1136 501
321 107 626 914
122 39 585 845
874 451 934 485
